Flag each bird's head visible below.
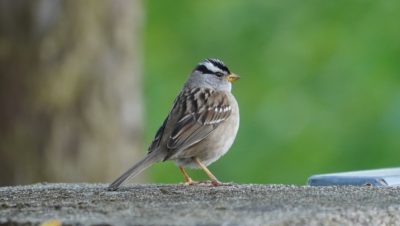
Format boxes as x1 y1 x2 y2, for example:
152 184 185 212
186 58 239 91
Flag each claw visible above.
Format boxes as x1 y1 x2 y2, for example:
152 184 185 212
179 166 197 185
211 180 222 186
185 178 199 186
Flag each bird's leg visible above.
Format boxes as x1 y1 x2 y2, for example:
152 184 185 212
193 157 221 186
179 166 197 185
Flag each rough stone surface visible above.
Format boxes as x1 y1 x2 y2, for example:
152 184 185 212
0 183 400 225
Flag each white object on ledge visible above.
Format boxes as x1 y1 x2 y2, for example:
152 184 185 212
308 167 400 187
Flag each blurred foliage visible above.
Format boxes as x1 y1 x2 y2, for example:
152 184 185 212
143 0 400 184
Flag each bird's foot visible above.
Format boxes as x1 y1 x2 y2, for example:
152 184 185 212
181 178 199 186
197 180 233 186
211 180 222 186
181 179 233 186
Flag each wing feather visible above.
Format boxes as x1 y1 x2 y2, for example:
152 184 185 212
166 88 232 155
147 87 232 159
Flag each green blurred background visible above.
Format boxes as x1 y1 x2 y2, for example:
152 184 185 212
145 0 400 184
0 0 399 186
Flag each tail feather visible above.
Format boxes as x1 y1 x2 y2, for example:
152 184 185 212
108 151 163 191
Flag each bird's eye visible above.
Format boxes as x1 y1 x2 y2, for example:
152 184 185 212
215 72 224 77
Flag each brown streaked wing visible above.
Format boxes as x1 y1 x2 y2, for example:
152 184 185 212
165 88 232 157
148 116 168 153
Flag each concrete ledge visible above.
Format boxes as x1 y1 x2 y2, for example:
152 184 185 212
1 183 400 225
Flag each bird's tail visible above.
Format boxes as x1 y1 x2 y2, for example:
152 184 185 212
108 151 164 191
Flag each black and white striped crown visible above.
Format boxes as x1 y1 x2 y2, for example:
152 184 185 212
194 58 231 75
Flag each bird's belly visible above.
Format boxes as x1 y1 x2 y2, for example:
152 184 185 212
173 108 239 168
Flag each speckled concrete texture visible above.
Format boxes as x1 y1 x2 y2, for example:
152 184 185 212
1 183 400 225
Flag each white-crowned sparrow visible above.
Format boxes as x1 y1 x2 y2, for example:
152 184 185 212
108 58 240 191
